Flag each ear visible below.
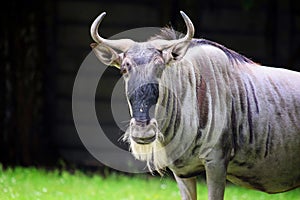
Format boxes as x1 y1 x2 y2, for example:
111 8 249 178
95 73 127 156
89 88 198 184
162 41 190 65
90 43 122 68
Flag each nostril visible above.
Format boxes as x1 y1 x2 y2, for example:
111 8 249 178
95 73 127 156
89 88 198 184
129 118 136 127
130 121 134 127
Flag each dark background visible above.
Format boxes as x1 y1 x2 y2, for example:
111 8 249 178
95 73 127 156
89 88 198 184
1 0 300 167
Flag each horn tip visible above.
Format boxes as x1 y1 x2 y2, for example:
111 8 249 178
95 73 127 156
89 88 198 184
180 11 186 17
100 12 107 18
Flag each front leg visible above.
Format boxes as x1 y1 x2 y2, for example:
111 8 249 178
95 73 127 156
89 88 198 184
204 151 228 200
174 174 197 200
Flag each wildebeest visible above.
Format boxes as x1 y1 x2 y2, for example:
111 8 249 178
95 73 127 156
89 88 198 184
90 11 300 200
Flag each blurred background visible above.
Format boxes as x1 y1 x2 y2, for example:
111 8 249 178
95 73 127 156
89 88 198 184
1 0 300 169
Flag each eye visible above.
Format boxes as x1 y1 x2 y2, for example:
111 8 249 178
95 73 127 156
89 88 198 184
171 52 179 59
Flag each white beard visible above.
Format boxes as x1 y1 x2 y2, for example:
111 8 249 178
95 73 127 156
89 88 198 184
128 132 168 174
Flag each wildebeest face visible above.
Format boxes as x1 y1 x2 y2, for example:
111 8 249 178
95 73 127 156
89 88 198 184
121 44 164 144
90 11 194 146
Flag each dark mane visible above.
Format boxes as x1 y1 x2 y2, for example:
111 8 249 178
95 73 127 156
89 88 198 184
148 27 184 41
149 28 254 64
193 39 254 64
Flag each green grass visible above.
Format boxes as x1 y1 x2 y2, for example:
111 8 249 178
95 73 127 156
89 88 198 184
0 166 299 200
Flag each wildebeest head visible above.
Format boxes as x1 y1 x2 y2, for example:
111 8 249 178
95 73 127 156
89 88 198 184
90 12 194 149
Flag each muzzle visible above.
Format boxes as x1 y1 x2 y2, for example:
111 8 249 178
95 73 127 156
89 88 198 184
130 118 158 144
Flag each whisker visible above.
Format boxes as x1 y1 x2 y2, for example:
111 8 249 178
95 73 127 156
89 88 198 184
119 119 131 124
119 124 130 131
118 131 130 142
117 135 125 142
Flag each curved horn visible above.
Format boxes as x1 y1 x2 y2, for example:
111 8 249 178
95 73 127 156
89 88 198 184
151 11 195 49
90 12 135 52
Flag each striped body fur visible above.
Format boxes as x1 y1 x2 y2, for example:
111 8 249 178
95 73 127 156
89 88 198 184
90 11 300 200
163 40 300 194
